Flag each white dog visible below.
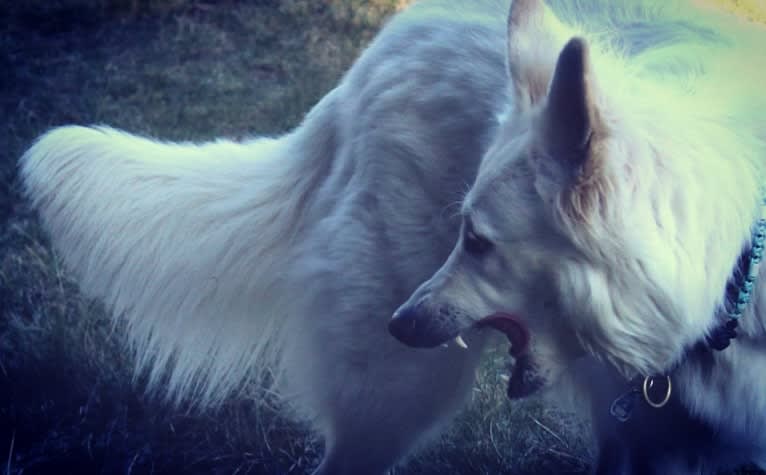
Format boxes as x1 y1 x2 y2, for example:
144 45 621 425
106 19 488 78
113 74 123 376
390 0 766 473
21 1 507 473
21 0 765 473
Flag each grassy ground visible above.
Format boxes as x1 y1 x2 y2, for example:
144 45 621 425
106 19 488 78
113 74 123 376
0 1 592 474
1 1 764 474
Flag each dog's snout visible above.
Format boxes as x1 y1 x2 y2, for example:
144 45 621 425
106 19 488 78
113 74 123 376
388 303 458 348
388 305 421 346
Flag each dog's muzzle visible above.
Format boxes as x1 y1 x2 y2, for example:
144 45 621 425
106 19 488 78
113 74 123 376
388 304 461 348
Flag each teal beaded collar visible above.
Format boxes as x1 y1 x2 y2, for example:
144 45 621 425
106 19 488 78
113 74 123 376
707 212 766 350
610 211 766 422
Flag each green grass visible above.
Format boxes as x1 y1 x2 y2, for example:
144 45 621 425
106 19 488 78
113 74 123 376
0 1 761 474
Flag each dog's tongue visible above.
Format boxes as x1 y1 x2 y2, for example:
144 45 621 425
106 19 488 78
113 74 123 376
476 313 529 357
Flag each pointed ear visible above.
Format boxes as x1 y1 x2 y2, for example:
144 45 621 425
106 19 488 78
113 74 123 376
537 38 611 225
507 0 554 107
508 0 543 35
542 37 599 165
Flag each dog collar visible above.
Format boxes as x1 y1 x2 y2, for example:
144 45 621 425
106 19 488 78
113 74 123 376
706 212 766 350
610 203 766 422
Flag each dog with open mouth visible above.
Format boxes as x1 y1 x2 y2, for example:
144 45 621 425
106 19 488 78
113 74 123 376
20 0 766 472
390 0 766 473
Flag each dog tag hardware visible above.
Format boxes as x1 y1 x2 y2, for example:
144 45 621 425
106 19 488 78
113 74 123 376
642 375 672 408
610 388 641 422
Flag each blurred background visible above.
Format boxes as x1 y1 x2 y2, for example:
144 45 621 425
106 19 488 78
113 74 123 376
1 1 764 474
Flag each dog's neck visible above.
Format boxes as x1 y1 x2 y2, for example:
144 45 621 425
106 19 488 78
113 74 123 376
669 210 766 438
609 199 766 423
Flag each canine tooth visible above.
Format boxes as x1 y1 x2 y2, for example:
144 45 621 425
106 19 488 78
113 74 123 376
454 335 468 349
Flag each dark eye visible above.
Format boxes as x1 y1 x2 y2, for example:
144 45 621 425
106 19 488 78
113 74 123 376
463 228 493 256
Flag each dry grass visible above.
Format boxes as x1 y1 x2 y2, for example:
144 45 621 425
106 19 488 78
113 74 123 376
0 1 763 474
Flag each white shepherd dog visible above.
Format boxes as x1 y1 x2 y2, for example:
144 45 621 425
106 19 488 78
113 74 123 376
390 0 766 474
20 0 766 473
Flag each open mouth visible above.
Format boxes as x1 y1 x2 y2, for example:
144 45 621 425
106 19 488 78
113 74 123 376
475 313 530 357
473 313 542 398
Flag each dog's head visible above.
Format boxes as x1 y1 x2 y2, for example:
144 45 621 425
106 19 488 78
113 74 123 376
389 0 758 398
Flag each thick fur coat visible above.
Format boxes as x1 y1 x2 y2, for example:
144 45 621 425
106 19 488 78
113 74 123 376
391 0 766 473
21 0 766 473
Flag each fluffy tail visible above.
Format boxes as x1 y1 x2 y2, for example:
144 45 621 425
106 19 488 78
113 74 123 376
20 92 337 408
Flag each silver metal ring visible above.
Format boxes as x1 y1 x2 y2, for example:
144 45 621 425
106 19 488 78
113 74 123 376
642 375 672 408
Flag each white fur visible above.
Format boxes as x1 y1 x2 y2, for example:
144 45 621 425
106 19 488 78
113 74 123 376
20 0 766 473
395 0 766 473
21 2 508 473
23 123 314 405
494 2 766 448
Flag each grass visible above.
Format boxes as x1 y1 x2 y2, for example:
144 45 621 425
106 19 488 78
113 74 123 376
0 1 764 474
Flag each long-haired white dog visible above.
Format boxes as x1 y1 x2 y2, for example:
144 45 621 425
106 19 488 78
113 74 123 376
20 0 766 473
21 2 507 473
389 0 766 474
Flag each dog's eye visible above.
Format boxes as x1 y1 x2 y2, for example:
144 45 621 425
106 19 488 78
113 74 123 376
463 229 493 256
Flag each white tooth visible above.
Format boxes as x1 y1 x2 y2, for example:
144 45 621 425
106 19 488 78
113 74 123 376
500 375 510 382
454 335 468 349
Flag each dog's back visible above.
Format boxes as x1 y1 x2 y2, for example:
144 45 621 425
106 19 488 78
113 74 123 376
20 2 512 473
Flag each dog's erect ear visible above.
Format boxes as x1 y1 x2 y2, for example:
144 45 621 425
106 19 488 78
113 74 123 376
508 0 544 43
506 0 551 107
537 38 610 224
542 37 598 166
507 0 578 109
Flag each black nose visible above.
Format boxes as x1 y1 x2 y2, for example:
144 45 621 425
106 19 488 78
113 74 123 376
388 305 454 348
388 306 420 346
